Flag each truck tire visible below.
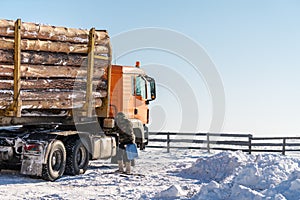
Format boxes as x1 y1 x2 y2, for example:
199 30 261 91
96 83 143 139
65 139 89 175
42 140 66 181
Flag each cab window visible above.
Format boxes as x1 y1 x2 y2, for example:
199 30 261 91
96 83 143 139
135 76 147 99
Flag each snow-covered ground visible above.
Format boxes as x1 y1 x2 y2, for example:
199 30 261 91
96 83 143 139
1 149 300 200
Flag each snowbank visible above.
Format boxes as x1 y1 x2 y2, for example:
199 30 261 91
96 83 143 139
179 151 300 200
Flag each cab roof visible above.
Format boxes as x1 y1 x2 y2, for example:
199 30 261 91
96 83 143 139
112 65 146 75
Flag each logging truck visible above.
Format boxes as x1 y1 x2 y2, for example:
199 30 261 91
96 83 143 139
0 19 156 181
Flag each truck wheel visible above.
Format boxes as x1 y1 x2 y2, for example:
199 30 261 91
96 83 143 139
42 140 66 181
65 139 89 175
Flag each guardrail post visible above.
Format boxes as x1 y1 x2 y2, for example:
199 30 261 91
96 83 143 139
167 132 170 153
207 133 210 153
282 138 286 155
248 134 252 154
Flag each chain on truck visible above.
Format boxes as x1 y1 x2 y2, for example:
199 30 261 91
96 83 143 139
0 19 156 181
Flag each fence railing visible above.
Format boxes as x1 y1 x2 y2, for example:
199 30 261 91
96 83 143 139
147 132 300 155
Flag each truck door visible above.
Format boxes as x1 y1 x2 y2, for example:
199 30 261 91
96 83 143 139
134 75 148 124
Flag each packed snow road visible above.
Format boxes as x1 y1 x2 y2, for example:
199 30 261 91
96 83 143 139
1 149 300 199
0 149 201 200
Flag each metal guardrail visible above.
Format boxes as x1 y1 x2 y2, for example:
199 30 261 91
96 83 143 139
148 132 300 155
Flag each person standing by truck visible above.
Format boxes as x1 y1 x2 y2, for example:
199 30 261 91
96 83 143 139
115 112 135 174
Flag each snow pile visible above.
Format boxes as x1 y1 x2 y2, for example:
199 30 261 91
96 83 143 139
154 184 187 199
178 151 300 200
180 151 249 183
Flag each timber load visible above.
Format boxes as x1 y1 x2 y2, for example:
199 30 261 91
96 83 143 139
0 19 111 117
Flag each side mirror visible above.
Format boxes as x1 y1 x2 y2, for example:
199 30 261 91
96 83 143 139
145 75 156 101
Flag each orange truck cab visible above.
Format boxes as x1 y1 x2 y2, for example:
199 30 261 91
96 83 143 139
108 62 156 149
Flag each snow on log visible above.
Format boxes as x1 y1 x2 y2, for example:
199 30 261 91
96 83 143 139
0 19 109 44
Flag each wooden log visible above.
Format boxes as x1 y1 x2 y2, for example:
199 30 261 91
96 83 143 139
0 37 109 54
0 50 109 66
0 50 86 66
0 19 109 44
0 91 107 100
22 91 107 100
0 79 108 90
0 98 102 110
0 91 105 109
0 64 107 78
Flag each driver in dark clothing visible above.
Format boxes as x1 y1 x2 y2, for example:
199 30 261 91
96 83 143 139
115 112 135 174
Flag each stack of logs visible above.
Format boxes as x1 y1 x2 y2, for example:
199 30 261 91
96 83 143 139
0 19 111 114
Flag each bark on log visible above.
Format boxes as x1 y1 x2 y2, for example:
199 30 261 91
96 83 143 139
0 50 109 66
0 19 109 44
0 79 108 91
0 64 107 78
0 49 109 66
0 91 105 109
0 37 109 54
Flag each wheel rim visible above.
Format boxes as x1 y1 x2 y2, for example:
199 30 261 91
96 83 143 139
51 149 63 172
76 146 87 168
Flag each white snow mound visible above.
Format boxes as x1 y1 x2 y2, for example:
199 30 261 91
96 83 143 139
180 151 249 183
178 151 300 200
155 184 186 199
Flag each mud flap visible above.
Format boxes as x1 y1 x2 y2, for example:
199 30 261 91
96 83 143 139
21 155 44 176
0 146 14 161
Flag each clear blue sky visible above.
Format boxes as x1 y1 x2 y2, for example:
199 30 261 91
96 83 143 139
1 0 300 136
